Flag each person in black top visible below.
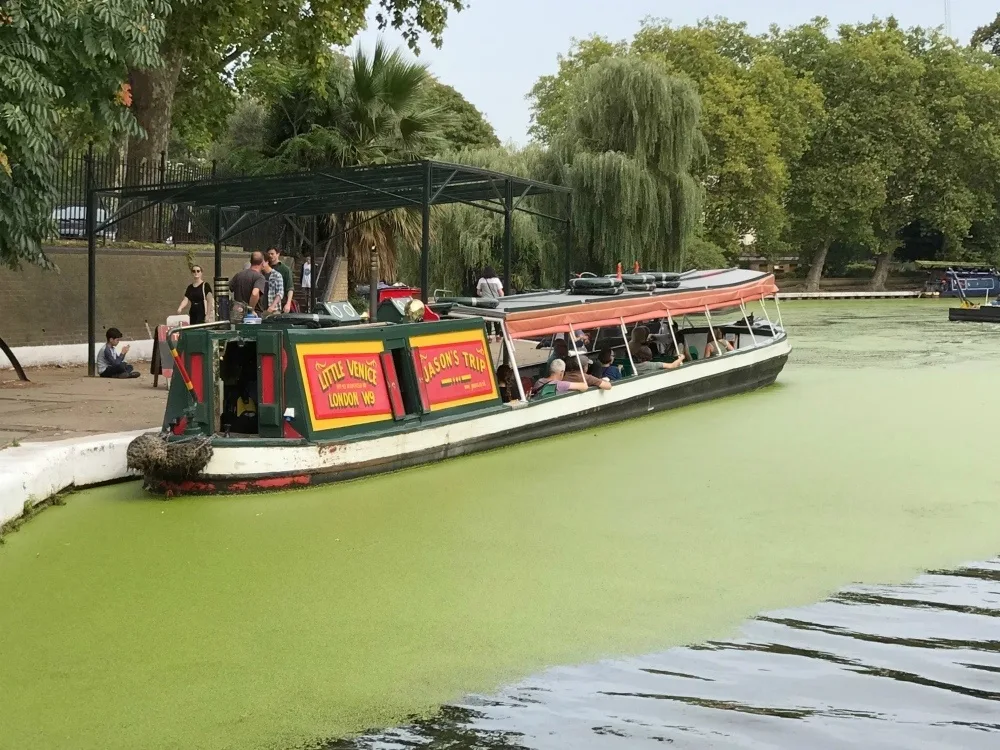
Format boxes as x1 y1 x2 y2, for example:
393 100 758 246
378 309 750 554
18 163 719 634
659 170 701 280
177 266 213 324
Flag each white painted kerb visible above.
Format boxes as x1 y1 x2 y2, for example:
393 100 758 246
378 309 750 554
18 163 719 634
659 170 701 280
0 340 153 370
0 430 148 526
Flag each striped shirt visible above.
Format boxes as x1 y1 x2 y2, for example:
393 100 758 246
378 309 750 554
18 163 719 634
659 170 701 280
265 270 284 311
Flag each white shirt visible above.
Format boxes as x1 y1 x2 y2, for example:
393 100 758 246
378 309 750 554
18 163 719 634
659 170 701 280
301 261 311 289
476 276 503 299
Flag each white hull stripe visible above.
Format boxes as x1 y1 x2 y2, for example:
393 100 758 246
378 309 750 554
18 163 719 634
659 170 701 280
205 338 791 478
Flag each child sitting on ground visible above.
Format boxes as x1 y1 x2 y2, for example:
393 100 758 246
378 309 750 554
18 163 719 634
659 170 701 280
98 327 140 379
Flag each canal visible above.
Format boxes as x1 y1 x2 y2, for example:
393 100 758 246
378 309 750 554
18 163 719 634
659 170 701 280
1 300 998 749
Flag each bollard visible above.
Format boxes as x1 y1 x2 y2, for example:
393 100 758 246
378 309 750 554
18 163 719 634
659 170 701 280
214 277 231 322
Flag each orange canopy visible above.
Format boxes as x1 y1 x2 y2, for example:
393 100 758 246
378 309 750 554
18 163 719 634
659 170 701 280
504 274 778 339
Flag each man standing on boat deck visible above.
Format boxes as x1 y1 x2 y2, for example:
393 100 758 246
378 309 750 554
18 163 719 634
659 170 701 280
266 247 295 313
260 256 285 316
230 252 267 313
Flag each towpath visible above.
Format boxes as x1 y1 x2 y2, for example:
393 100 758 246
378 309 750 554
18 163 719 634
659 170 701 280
0 339 549 446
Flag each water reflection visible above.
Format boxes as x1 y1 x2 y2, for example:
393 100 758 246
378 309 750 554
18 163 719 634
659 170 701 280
327 560 1000 749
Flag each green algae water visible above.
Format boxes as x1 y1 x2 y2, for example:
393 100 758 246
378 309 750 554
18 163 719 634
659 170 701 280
2 300 999 750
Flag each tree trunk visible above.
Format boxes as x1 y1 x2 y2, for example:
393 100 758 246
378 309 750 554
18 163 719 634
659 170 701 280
870 252 892 291
0 335 28 382
804 240 831 292
127 50 184 165
122 52 183 243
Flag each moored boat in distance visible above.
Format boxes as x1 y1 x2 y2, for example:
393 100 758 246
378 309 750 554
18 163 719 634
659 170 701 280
919 261 1000 298
942 267 1000 323
129 268 790 496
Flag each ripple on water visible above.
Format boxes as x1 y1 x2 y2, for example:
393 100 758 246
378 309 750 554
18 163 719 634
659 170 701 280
331 559 1000 749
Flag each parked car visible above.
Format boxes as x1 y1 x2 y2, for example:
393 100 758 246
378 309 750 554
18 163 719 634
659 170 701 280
51 206 116 241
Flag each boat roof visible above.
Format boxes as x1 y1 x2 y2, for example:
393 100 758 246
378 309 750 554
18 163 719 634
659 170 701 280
448 268 778 339
915 260 998 272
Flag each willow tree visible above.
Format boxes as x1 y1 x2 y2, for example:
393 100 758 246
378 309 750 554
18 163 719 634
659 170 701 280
552 57 705 272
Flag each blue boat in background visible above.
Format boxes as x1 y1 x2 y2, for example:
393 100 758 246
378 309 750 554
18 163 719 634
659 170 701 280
920 262 1000 297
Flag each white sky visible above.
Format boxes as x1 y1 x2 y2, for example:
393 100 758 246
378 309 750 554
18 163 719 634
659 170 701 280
352 0 994 145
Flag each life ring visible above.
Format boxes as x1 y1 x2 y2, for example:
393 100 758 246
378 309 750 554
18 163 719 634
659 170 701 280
573 286 625 296
570 276 622 289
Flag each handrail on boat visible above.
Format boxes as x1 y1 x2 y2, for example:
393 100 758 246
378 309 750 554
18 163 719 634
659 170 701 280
165 321 231 404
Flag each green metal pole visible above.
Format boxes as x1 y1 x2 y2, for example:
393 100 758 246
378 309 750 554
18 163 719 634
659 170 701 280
420 161 431 302
211 160 223 320
563 194 573 288
86 143 97 377
503 179 513 294
310 216 317 312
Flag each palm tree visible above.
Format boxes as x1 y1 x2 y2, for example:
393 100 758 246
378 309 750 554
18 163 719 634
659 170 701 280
261 41 448 284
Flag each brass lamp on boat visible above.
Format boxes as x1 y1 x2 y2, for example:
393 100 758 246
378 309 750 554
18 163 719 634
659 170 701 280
404 298 425 322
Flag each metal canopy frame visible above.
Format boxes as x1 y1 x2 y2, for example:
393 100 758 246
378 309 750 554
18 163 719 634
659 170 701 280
84 159 573 376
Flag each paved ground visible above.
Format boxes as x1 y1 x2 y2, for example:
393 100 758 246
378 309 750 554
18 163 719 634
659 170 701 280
0 364 165 445
0 340 550 446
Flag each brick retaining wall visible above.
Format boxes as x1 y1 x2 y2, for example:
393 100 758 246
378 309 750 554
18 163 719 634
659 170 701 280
0 247 249 346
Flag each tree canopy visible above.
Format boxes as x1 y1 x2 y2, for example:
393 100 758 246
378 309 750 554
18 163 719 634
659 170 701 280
632 19 823 256
424 81 499 150
126 0 465 165
528 14 1000 288
230 41 451 282
0 0 165 268
548 56 705 272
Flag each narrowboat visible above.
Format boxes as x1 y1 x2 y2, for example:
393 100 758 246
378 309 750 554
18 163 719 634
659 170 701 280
128 269 790 496
941 267 1000 322
921 263 1000 298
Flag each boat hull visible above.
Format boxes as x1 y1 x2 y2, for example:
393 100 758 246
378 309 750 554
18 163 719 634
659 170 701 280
147 337 791 496
949 306 1000 323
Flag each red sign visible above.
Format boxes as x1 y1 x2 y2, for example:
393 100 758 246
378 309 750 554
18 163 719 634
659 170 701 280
410 332 498 411
296 343 393 430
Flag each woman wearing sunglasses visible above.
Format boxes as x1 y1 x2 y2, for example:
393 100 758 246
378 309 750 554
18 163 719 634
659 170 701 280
177 266 214 324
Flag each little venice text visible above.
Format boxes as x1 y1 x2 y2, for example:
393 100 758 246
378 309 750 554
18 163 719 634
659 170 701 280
314 358 381 410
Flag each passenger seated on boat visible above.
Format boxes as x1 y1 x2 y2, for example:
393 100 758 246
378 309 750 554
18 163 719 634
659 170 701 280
564 355 611 389
650 321 681 359
703 328 735 359
628 326 650 358
530 358 590 399
554 330 590 349
547 337 569 366
590 348 622 381
497 364 514 403
496 364 531 403
634 345 684 374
